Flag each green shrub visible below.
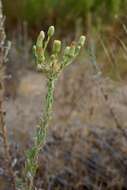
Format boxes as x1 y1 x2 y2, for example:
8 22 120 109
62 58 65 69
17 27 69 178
3 0 127 31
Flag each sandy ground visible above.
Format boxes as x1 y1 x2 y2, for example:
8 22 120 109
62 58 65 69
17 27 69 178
5 64 127 137
2 63 127 189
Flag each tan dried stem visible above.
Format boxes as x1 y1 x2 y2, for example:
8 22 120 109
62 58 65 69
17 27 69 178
0 1 16 189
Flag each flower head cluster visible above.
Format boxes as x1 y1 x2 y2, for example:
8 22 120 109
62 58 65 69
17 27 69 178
33 25 85 78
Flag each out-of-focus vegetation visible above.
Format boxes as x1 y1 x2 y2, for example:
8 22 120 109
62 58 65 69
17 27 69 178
2 1 127 190
3 0 127 80
3 0 127 33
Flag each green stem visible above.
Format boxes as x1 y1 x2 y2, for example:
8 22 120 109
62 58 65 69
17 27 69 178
36 76 55 148
43 36 50 52
25 76 55 190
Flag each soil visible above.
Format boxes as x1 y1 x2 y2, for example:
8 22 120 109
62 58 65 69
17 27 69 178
1 62 127 189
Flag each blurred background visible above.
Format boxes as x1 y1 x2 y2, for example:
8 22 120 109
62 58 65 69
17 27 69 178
3 0 127 35
3 0 127 80
2 0 127 189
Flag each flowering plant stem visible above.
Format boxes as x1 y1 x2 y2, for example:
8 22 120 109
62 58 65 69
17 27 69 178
22 26 85 190
25 75 55 190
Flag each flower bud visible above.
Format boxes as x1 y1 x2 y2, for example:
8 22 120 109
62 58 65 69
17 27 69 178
33 45 37 55
48 26 55 37
36 31 45 48
78 35 86 47
53 40 61 53
64 46 71 56
69 44 76 57
75 45 81 54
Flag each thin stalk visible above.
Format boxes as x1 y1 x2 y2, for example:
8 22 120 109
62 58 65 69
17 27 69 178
25 76 55 190
43 36 50 52
0 102 16 190
0 1 16 189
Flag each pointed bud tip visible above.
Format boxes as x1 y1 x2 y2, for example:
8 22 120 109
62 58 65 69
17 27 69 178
64 46 71 56
36 30 45 48
33 45 36 50
48 26 55 37
69 45 76 57
79 35 86 47
39 30 45 40
53 40 61 53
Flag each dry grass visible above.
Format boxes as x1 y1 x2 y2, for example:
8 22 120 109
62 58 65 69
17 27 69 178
1 24 127 189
